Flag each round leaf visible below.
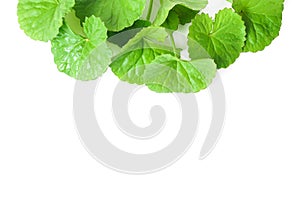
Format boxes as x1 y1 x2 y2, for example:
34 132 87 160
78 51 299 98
233 0 284 52
17 0 75 41
110 27 174 84
144 54 217 93
188 8 246 69
74 0 146 31
51 16 112 80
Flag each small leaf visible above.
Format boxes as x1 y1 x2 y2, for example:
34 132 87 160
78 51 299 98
74 0 146 31
64 9 86 37
154 0 207 26
188 8 246 69
51 16 112 80
161 5 199 31
233 0 284 52
171 5 199 25
108 20 152 47
161 11 180 30
17 0 75 41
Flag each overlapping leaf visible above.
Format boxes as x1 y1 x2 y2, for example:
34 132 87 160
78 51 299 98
17 0 285 93
154 0 208 26
171 5 199 25
111 27 216 93
161 5 199 30
108 20 152 47
110 27 176 84
188 9 246 69
17 0 75 41
161 11 180 30
51 16 112 80
232 0 284 52
74 0 146 31
144 54 216 93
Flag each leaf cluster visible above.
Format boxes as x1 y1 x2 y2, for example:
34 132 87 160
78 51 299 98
17 0 284 93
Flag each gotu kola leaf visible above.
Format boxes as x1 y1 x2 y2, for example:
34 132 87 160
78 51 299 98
144 54 217 93
188 8 246 69
171 5 199 25
107 20 152 47
17 0 75 42
110 27 178 84
154 0 208 26
161 10 180 30
74 0 146 32
51 16 112 80
232 0 284 52
161 5 199 31
110 27 216 93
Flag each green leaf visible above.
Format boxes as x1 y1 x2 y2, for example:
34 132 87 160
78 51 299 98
232 0 284 52
154 0 207 26
161 11 180 30
51 16 112 80
188 8 246 69
170 0 208 9
64 9 86 37
108 20 152 47
108 20 152 38
107 42 122 57
171 5 199 25
110 27 176 84
17 0 75 42
144 54 217 93
161 4 199 31
74 0 146 31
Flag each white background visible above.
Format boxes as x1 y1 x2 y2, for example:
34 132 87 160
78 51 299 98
1 0 300 199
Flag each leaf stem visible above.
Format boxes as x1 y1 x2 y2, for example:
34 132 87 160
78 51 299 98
146 0 154 21
169 32 177 56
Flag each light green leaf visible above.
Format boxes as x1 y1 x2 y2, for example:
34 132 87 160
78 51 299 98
51 16 112 80
17 0 75 42
64 9 86 37
188 8 246 69
107 42 122 57
233 0 284 52
74 0 146 31
144 54 217 93
110 27 177 84
170 0 208 10
154 0 207 26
